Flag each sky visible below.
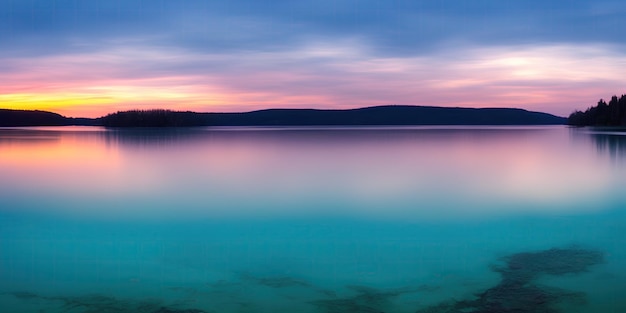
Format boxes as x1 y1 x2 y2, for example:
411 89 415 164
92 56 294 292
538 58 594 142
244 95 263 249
1 0 625 118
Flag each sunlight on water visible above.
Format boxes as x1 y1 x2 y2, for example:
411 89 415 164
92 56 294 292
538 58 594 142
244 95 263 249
1 126 625 312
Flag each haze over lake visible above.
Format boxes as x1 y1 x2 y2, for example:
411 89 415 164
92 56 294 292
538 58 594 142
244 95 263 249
1 126 625 312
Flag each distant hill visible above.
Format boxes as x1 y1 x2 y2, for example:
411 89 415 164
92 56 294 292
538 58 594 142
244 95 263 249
0 109 97 126
568 94 626 126
101 106 566 127
1 106 566 127
0 109 69 126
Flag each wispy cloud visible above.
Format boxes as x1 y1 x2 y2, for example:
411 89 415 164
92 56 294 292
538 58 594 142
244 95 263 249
1 0 625 116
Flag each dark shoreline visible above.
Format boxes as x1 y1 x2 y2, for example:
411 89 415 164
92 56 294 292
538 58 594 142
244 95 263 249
1 106 566 127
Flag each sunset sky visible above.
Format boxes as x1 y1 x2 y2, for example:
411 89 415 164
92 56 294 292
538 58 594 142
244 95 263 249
1 0 625 118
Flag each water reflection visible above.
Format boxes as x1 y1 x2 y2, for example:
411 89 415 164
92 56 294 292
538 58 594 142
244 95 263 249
1 126 624 220
102 126 551 147
569 127 626 163
2 126 626 313
591 132 626 160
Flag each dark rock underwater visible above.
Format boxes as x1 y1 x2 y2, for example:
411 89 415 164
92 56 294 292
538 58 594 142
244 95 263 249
3 247 604 313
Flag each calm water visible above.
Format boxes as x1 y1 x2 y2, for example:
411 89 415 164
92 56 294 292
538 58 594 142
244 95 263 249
0 126 625 312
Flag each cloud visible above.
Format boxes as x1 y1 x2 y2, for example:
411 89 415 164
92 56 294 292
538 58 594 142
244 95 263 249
1 0 626 116
2 0 626 57
2 37 624 117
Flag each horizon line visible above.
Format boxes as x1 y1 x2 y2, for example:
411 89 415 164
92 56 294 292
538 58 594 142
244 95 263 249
0 104 568 119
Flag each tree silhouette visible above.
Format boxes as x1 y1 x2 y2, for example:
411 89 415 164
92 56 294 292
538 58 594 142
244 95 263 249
568 94 626 126
101 110 208 127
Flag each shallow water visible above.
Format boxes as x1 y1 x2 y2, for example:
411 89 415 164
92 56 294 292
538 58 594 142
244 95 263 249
0 126 625 312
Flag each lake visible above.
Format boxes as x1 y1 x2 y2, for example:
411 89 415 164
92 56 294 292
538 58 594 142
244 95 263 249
1 126 625 313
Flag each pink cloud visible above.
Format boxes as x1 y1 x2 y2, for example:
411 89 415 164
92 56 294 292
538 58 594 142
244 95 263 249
1 42 625 117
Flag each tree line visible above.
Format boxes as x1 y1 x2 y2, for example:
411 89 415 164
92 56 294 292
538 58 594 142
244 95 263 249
569 94 626 126
100 109 209 127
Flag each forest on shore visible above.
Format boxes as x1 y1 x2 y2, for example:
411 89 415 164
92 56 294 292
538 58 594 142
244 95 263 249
568 95 626 126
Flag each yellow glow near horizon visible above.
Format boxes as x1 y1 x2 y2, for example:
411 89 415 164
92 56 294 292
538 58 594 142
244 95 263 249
2 43 625 117
0 93 113 111
0 84 236 117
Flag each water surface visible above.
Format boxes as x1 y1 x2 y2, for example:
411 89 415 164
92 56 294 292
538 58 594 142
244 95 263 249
1 126 625 312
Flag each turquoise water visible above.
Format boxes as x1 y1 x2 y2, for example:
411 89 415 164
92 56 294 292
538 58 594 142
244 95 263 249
0 126 625 312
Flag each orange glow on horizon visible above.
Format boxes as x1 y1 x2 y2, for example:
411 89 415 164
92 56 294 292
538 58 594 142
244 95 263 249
0 132 166 197
1 43 625 117
0 86 339 118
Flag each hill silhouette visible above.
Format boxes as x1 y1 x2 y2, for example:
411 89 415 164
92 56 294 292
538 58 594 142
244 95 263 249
0 109 97 127
1 106 566 127
100 106 565 127
0 109 73 126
